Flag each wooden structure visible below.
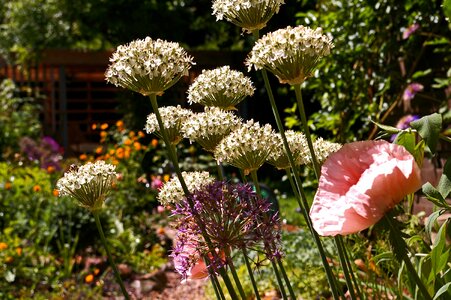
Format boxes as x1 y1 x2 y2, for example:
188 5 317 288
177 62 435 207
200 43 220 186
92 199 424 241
0 49 247 154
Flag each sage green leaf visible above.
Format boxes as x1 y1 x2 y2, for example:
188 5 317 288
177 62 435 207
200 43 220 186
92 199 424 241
411 113 442 155
437 158 451 199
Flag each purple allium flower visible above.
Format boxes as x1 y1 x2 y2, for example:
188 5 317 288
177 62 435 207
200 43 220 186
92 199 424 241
391 114 421 141
170 181 282 280
42 136 60 153
402 23 420 40
403 83 424 102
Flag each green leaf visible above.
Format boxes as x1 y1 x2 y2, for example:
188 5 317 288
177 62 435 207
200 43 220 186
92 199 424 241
431 221 450 277
412 69 432 79
423 182 448 208
411 113 442 155
394 131 417 156
433 282 451 300
426 210 444 240
370 120 401 134
437 158 451 199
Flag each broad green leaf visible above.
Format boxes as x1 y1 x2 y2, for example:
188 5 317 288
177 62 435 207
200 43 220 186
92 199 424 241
425 210 444 240
411 113 442 155
431 221 449 277
414 140 425 168
437 158 451 199
394 131 416 156
423 182 448 208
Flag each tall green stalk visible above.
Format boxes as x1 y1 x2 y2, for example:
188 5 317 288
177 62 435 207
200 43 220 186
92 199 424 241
148 94 239 300
242 248 262 300
93 212 130 300
252 28 341 298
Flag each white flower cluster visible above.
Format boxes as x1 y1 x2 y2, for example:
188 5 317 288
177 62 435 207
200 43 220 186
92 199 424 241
145 105 193 144
215 120 278 174
187 66 255 109
308 138 342 165
56 160 117 210
181 107 242 152
212 0 285 33
105 37 194 95
246 25 334 84
266 130 309 169
158 171 215 205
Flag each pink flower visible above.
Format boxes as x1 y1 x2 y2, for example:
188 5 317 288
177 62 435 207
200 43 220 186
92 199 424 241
310 140 421 236
403 83 423 102
402 23 420 39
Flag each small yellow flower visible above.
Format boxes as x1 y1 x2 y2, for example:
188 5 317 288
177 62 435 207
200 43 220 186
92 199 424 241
163 174 170 182
16 247 22 256
33 185 41 192
93 268 100 276
85 274 94 283
100 123 109 130
5 256 13 263
0 242 7 250
79 154 88 161
109 149 115 155
116 120 124 128
151 139 158 148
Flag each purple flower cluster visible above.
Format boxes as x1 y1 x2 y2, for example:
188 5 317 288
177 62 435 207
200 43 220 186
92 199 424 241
19 136 63 171
170 181 281 279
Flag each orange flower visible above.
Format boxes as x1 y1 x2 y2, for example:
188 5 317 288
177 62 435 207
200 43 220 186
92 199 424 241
112 159 119 165
116 120 124 128
95 146 103 155
109 149 115 155
53 189 59 197
79 154 88 161
47 166 56 174
133 142 142 151
163 174 170 182
100 131 107 138
4 182 12 190
85 274 94 283
124 139 132 146
129 131 136 138
5 256 13 264
16 247 22 256
151 139 158 147
138 131 145 138
91 124 97 130
93 268 100 276
100 123 109 130
33 185 41 192
0 242 7 250
116 148 124 159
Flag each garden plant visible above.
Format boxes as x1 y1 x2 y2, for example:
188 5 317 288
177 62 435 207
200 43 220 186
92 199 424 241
1 0 450 299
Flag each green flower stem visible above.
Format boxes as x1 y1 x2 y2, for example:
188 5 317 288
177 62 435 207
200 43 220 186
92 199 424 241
252 28 340 297
216 161 225 181
205 255 226 300
149 94 239 300
250 170 294 300
242 248 262 300
93 212 130 300
335 236 357 300
225 249 247 299
294 84 360 299
293 84 320 178
342 236 364 299
270 259 288 299
384 215 432 300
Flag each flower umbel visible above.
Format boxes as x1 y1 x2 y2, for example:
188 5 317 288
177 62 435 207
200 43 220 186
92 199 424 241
215 120 278 175
266 130 309 169
246 25 334 84
310 140 421 236
105 37 194 96
145 105 193 145
212 0 285 33
56 161 117 211
187 66 255 110
181 107 242 152
158 171 215 205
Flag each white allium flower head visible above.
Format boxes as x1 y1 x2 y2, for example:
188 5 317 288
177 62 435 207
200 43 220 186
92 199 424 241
307 138 342 165
56 160 117 211
246 25 334 84
187 66 255 110
215 119 278 174
181 107 242 152
212 0 285 33
267 130 309 169
145 105 193 145
105 37 194 96
158 171 215 205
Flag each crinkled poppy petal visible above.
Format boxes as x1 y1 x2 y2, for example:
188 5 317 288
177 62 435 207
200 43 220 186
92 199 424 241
310 140 421 236
187 259 209 280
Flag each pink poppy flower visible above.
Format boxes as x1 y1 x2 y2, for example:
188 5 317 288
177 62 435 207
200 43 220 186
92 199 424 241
310 140 421 236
